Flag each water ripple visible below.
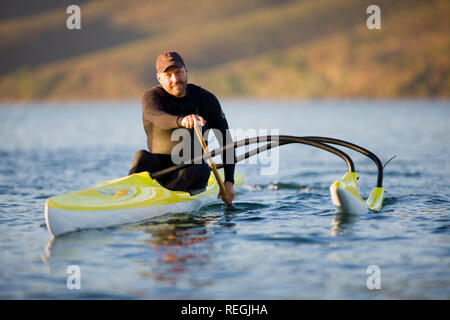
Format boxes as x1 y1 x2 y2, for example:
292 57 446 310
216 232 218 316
243 234 323 244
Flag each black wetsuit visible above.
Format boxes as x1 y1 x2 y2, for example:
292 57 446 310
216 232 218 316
129 84 235 194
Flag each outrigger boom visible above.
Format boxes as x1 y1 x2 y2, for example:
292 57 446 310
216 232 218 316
152 135 385 214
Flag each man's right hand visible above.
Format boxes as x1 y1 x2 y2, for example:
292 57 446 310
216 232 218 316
180 114 205 128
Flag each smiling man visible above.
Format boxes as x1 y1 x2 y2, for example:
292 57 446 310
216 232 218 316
128 51 235 205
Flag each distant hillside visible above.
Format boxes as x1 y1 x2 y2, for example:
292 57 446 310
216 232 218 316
0 0 448 101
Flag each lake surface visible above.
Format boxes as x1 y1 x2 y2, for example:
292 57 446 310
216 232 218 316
0 99 449 299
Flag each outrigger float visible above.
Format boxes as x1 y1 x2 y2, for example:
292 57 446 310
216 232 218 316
45 135 385 237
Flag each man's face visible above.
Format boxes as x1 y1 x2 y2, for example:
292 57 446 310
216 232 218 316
157 65 188 97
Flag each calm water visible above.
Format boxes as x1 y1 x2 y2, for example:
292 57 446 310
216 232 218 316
0 100 449 299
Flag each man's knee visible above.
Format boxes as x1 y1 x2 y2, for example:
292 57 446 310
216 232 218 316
134 149 150 161
129 150 150 175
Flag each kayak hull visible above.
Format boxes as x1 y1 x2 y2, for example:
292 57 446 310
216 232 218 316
45 171 244 237
45 196 210 237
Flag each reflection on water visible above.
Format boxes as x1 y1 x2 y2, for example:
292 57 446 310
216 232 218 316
139 212 232 287
330 211 358 236
41 238 53 263
140 219 210 285
42 212 222 288
140 214 212 247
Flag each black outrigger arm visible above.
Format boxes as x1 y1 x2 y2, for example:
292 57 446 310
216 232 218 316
151 135 385 213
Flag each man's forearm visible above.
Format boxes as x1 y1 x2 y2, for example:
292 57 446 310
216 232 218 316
224 163 235 184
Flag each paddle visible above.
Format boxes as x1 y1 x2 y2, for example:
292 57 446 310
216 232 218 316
193 124 228 199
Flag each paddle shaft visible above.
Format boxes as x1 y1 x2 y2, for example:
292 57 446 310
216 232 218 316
193 125 227 197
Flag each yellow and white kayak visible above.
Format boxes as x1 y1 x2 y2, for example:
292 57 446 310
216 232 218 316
44 135 385 237
45 171 245 237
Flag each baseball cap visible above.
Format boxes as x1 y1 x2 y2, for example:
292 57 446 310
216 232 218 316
156 51 186 73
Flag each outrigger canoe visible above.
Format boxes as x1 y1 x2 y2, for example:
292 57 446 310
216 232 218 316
45 135 385 237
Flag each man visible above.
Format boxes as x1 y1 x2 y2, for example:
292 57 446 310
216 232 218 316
129 51 235 205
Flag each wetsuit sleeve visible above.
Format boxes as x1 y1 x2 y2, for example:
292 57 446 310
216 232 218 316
203 92 235 184
142 89 179 130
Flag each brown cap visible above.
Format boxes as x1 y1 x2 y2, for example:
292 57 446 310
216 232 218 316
156 51 185 73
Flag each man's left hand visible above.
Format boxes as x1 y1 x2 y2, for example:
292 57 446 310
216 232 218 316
218 181 235 206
